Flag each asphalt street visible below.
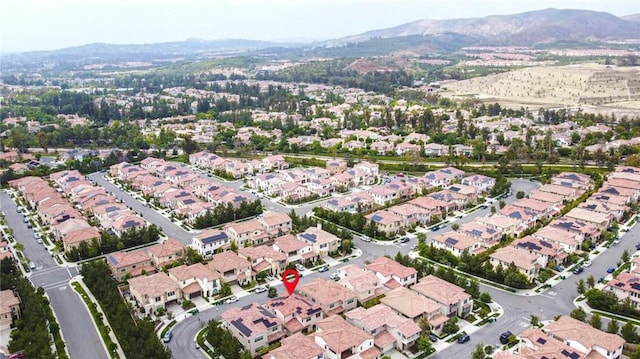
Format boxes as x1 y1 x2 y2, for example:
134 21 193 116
0 190 107 359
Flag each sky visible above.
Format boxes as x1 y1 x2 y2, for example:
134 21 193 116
1 0 638 53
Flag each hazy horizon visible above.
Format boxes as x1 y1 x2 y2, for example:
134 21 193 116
1 0 638 53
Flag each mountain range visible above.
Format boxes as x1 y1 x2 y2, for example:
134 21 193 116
2 8 639 72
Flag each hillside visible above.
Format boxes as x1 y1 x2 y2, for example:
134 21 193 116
329 8 640 46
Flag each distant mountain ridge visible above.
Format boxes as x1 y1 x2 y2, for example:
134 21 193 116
327 8 640 46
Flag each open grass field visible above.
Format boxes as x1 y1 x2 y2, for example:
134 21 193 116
440 63 640 116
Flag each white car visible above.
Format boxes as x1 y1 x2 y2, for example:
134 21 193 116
29 262 36 270
225 296 238 304
254 286 267 293
583 260 592 267
295 264 306 272
330 273 340 280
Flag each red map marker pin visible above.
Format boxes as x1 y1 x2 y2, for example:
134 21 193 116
282 269 300 295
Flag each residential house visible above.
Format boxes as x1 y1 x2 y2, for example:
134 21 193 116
61 226 102 252
532 226 583 253
564 208 612 232
411 275 473 318
345 304 421 352
431 231 483 256
544 316 624 359
512 327 589 359
168 263 221 299
511 236 567 268
298 278 358 316
297 226 341 256
0 289 20 329
380 286 448 334
191 229 230 258
365 210 403 236
273 234 317 265
238 245 287 276
128 272 182 315
388 203 431 227
265 333 324 359
221 303 285 356
313 315 379 359
551 172 594 191
224 219 268 246
337 264 385 302
326 160 348 174
147 238 186 269
263 294 324 334
207 251 252 285
537 184 582 201
550 217 600 241
489 247 540 281
579 200 627 222
258 212 292 238
107 250 155 281
365 256 417 288
461 174 496 193
475 215 522 238
458 222 502 247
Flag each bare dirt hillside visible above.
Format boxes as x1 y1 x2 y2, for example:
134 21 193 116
440 64 640 116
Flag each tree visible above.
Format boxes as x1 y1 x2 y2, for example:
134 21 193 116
443 317 459 334
479 292 492 303
472 344 487 359
622 321 639 343
416 335 434 354
570 307 587 322
530 315 540 327
607 318 620 334
229 240 238 252
268 287 278 298
622 249 631 263
516 191 525 199
589 313 602 330
576 279 586 295
220 283 232 298
419 316 431 333
451 223 460 231
586 275 595 289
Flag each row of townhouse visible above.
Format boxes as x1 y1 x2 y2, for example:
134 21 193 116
494 316 623 359
9 172 146 252
221 256 472 358
190 151 289 178
364 169 495 236
110 159 251 223
191 211 294 257
423 171 610 282
250 161 379 200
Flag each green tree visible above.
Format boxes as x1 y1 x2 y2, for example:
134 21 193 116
622 321 639 343
570 307 587 322
220 283 232 298
229 240 238 252
443 317 459 334
479 292 492 303
451 223 460 231
576 279 586 295
622 249 631 263
416 335 434 354
530 315 540 327
586 275 595 289
589 313 602 330
516 191 525 199
268 287 278 298
472 344 487 359
607 318 620 334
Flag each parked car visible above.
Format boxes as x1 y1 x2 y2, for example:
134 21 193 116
499 331 513 344
636 242 640 251
330 273 340 281
163 331 173 343
613 239 621 245
428 334 439 342
295 263 306 272
360 236 372 242
254 286 267 293
583 260 592 267
225 296 238 304
36 238 43 244
573 267 584 275
411 244 418 251
457 334 470 344
607 267 616 274
318 265 329 272
399 237 410 243
29 262 36 270
266 275 275 281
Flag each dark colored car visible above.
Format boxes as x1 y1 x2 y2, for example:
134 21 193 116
573 267 584 275
400 237 410 243
607 267 616 274
457 334 470 344
499 331 513 344
429 334 439 342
